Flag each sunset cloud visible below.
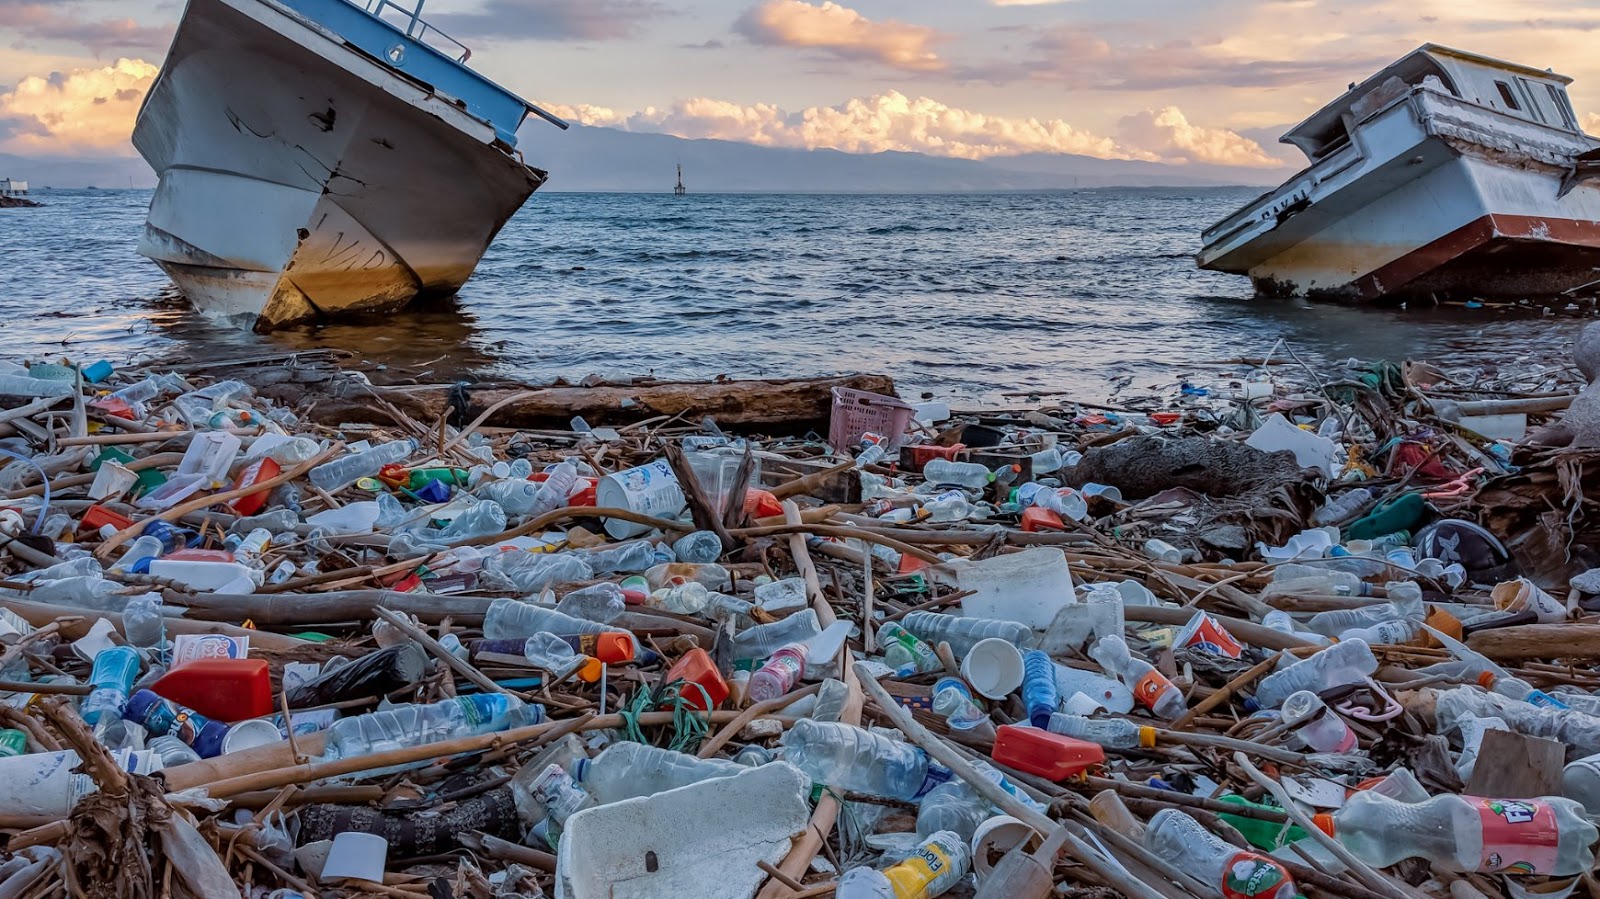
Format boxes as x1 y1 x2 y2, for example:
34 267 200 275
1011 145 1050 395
0 1 170 56
734 1 946 72
541 92 1282 167
1585 113 1600 134
0 58 157 155
428 0 666 42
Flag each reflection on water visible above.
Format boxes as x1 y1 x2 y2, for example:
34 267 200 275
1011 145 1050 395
2 189 1591 402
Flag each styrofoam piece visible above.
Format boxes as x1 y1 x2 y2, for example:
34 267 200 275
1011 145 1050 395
945 546 1075 629
176 431 241 487
305 501 381 535
556 761 810 899
321 832 387 882
1246 413 1338 477
1458 412 1526 442
803 621 852 671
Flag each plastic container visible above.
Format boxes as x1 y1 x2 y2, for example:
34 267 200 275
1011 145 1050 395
1045 714 1149 749
837 830 969 898
1245 413 1338 477
573 741 746 804
323 695 538 773
81 646 140 726
1253 639 1377 709
1280 690 1356 752
948 547 1075 629
176 431 241 488
781 719 950 801
922 459 991 489
1021 650 1060 728
829 387 915 454
1173 610 1244 659
1314 791 1597 876
1146 809 1299 899
878 622 941 675
1089 635 1185 719
595 460 685 539
664 647 728 711
991 724 1105 780
152 659 273 723
122 689 231 758
930 677 989 731
900 611 1030 661
748 643 808 703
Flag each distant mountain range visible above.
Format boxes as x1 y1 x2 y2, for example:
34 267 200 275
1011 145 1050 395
2 125 1292 193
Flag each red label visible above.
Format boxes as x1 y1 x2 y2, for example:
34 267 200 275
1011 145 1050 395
1221 852 1291 899
1133 670 1175 710
1476 798 1560 874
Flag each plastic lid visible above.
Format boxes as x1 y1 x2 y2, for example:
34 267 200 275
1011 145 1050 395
1476 670 1498 688
1311 813 1335 837
592 633 635 664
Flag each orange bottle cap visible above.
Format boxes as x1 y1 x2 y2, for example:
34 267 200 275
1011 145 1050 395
1477 670 1497 688
1312 813 1335 837
593 632 636 664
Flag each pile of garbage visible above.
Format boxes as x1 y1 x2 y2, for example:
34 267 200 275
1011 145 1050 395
0 326 1598 899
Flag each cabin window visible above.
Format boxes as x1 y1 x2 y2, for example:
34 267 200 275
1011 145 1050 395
1495 81 1522 111
1547 84 1580 130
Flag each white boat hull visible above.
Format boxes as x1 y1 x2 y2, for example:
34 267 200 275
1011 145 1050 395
1200 81 1600 301
133 0 546 330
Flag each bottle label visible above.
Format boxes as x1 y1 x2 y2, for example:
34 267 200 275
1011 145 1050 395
1221 852 1292 899
884 838 954 896
1476 799 1561 874
1133 671 1175 711
914 763 954 799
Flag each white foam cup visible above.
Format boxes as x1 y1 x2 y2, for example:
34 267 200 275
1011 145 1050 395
961 638 1025 699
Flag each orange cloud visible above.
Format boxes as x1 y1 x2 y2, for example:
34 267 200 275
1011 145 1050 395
734 1 946 72
1585 113 1600 134
541 92 1282 167
0 58 157 155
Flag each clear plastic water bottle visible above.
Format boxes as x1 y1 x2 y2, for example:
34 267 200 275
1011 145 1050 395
878 622 941 676
438 500 506 541
121 593 165 649
1280 690 1356 752
922 459 991 489
836 831 969 899
1260 610 1331 646
732 610 821 660
1046 713 1147 749
812 678 850 722
1311 488 1375 526
1315 791 1597 876
554 583 626 624
324 695 540 773
111 536 163 572
853 433 888 469
1146 809 1299 899
480 552 594 594
1021 650 1059 728
530 763 596 826
1338 618 1420 645
1306 598 1422 637
672 531 724 564
1268 563 1370 596
648 582 710 615
781 719 951 801
1016 482 1088 521
915 780 992 841
483 599 619 640
582 541 658 574
1089 635 1186 719
1029 446 1065 476
479 478 542 516
1143 539 1183 564
1253 639 1377 709
472 633 590 680
573 741 746 804
532 461 579 517
307 439 417 492
919 490 973 523
931 677 989 732
148 734 202 766
82 646 140 726
900 612 1031 658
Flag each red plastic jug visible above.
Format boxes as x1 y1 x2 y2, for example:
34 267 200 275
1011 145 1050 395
152 658 273 722
230 457 281 515
991 724 1105 781
664 648 728 711
1021 507 1066 533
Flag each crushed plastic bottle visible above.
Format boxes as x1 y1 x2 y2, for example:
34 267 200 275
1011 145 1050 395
1146 809 1299 899
837 830 970 898
1089 635 1185 719
900 612 1031 658
1046 713 1148 749
554 583 626 624
573 741 746 804
781 719 951 801
323 694 541 775
1253 639 1377 709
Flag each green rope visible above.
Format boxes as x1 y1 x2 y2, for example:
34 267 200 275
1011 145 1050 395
616 678 714 752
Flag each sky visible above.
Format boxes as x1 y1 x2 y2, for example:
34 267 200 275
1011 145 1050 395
3 0 1600 170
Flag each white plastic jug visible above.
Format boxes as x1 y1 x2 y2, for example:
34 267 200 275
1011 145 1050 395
945 547 1075 629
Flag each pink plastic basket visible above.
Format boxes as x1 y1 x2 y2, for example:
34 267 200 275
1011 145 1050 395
829 387 916 452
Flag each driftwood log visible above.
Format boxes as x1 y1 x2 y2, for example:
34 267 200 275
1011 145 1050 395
247 368 897 431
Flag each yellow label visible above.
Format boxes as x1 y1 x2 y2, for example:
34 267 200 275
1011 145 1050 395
883 840 954 898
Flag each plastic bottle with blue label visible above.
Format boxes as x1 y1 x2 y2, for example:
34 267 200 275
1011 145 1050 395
837 830 970 898
81 646 140 726
1021 650 1060 728
781 719 951 801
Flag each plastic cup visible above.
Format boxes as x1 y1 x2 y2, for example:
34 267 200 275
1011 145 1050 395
1173 610 1244 659
321 832 388 882
222 718 284 755
595 460 686 539
961 638 1026 700
971 814 1042 876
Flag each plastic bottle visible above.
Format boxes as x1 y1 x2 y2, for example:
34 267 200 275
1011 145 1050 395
479 478 541 516
1045 714 1149 749
1029 446 1065 476
731 610 822 660
121 594 165 649
1021 650 1060 728
324 695 539 769
480 551 594 594
1089 635 1185 719
781 719 951 801
878 622 941 676
582 540 658 574
1312 488 1376 526
531 461 578 517
483 599 618 640
1305 601 1422 638
1145 809 1299 899
672 531 724 564
554 583 627 624
749 643 808 703
1339 618 1421 646
1216 796 1309 850
529 763 596 826
81 646 140 726
1280 690 1356 752
1452 715 1509 780
121 690 231 758
900 612 1032 658
436 500 506 541
111 536 163 572
1260 610 1331 646
648 582 711 615
1314 791 1597 876
1268 564 1370 596
915 780 992 841
574 742 746 804
306 439 417 492
1015 483 1088 521
812 678 850 723
0 374 76 398
148 734 202 767
853 433 888 469
918 490 973 523
931 677 989 732
922 460 991 489
471 633 593 681
836 831 970 898
1143 539 1183 564
1253 639 1377 709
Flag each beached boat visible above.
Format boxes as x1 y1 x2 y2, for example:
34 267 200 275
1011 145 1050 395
1199 45 1600 302
133 0 565 330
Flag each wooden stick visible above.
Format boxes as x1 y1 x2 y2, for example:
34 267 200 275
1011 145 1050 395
852 662 1170 899
55 428 261 447
1169 652 1282 731
372 606 510 697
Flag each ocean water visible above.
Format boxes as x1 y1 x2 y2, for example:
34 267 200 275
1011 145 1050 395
2 188 1588 404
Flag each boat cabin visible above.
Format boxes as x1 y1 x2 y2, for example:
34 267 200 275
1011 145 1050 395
1281 44 1583 162
0 179 26 197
